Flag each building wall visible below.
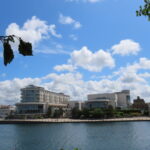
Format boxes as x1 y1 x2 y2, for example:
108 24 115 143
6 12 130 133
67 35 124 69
17 85 70 115
86 101 109 109
87 90 130 109
0 105 16 118
116 90 130 108
21 85 69 104
88 93 117 101
88 93 117 108
16 103 47 114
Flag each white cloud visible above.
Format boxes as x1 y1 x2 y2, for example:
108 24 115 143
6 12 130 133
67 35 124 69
70 46 115 72
0 77 41 104
66 0 102 3
59 14 82 29
69 34 78 40
5 16 62 46
1 61 150 104
119 72 146 84
116 57 150 75
111 39 141 56
139 72 150 78
54 64 75 72
49 24 62 38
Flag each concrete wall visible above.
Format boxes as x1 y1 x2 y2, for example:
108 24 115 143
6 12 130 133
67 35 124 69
116 90 130 108
88 93 117 108
87 90 130 109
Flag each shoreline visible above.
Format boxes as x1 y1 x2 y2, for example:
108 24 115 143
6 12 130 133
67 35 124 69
1 117 150 124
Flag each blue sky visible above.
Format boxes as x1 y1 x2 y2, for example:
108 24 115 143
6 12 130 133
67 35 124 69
0 0 150 104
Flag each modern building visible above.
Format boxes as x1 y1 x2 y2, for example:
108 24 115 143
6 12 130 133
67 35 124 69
116 90 131 108
16 85 70 115
0 105 16 118
68 101 84 111
85 90 130 109
132 96 148 111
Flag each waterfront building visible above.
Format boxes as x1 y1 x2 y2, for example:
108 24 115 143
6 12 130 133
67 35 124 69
85 90 130 109
0 105 16 118
16 85 70 115
132 96 148 111
68 101 84 111
116 90 131 108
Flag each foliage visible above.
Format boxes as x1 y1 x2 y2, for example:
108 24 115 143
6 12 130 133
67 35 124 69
89 108 104 119
71 107 81 119
81 108 90 118
53 108 64 118
46 106 52 117
71 107 147 119
0 35 33 66
136 0 150 20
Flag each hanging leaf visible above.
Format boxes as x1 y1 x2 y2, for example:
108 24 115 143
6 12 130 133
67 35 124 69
8 36 15 43
0 35 33 66
3 41 14 66
18 38 33 56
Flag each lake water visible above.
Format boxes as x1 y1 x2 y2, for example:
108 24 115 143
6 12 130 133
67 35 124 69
0 121 150 150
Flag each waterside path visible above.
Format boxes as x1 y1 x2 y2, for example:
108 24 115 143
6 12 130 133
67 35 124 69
1 117 150 124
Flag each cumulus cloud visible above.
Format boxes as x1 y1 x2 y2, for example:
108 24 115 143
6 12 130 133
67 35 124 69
5 16 62 46
70 46 115 72
111 39 141 56
54 64 75 72
116 57 150 75
59 14 82 29
2 60 150 105
139 72 150 78
0 78 41 104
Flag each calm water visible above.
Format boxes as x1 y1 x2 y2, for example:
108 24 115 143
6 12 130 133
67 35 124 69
0 122 150 150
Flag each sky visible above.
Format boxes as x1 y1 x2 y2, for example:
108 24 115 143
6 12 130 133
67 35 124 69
0 0 150 104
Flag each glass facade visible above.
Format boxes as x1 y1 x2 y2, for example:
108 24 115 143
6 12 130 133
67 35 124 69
17 104 44 114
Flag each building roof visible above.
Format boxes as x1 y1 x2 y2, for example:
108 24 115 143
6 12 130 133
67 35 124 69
21 85 70 97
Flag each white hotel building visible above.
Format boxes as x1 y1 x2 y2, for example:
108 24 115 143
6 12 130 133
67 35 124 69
16 85 70 114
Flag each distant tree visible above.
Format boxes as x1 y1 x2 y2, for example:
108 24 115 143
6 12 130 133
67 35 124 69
53 108 64 118
0 35 33 66
81 108 90 118
90 108 104 119
136 0 150 20
46 106 52 117
71 107 81 119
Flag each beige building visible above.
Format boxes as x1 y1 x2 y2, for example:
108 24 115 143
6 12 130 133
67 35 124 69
16 85 70 114
86 90 130 109
0 105 16 118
